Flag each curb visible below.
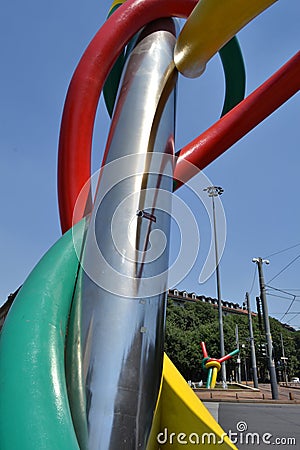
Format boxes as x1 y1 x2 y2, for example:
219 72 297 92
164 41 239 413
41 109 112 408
200 398 300 405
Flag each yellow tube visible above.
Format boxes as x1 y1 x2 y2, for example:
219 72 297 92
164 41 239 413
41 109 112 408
110 0 126 8
205 360 221 371
108 0 126 15
210 367 218 389
174 0 278 78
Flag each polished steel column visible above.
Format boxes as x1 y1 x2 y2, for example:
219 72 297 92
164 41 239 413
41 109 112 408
73 19 177 450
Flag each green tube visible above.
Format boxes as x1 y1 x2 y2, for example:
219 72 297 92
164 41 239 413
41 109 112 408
65 266 89 450
206 368 213 389
103 3 128 116
0 219 87 450
219 36 246 117
201 356 210 370
103 3 139 116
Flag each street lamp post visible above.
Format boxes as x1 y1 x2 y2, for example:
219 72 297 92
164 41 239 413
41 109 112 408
252 257 279 399
235 324 242 383
204 186 226 384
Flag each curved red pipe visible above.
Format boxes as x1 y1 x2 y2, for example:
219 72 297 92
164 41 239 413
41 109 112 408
58 0 299 233
58 0 198 233
174 51 300 187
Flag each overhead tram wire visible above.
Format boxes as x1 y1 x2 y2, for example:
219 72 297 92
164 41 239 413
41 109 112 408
265 285 300 298
266 292 300 302
265 285 299 323
263 242 300 259
277 288 300 292
266 253 300 284
286 312 300 326
288 312 300 320
280 295 297 322
248 266 257 295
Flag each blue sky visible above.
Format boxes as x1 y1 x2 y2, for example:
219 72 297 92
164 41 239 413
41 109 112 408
1 1 299 329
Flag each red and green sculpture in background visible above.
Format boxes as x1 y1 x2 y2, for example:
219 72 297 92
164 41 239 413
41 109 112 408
201 341 239 389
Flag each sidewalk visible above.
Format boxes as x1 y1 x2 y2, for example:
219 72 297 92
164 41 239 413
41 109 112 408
194 383 300 404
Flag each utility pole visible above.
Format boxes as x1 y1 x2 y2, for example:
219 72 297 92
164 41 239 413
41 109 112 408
235 324 242 383
280 333 288 385
204 186 226 385
242 344 248 385
256 296 263 333
252 257 279 399
245 292 259 388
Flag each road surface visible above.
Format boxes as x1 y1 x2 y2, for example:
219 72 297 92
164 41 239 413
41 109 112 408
204 402 300 449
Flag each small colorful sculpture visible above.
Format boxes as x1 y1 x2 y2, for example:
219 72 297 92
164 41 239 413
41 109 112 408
200 341 239 388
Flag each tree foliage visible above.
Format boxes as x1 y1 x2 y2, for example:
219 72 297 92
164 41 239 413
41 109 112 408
164 299 300 382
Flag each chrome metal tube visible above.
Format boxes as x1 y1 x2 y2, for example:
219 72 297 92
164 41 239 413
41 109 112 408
70 19 177 450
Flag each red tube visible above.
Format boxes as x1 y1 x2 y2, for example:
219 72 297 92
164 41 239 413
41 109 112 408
58 0 198 233
218 348 239 364
174 51 300 186
200 341 208 358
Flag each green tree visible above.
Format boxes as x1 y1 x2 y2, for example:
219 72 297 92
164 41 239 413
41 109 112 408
165 299 299 383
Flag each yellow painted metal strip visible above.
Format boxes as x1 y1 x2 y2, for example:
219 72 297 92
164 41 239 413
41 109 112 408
147 354 237 449
174 0 278 77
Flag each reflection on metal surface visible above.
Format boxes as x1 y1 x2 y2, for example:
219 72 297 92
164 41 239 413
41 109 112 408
136 209 157 223
69 19 177 450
